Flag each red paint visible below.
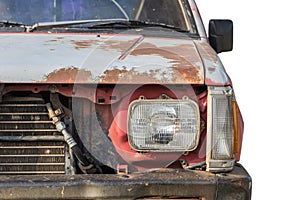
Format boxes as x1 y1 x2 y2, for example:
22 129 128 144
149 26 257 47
109 85 210 169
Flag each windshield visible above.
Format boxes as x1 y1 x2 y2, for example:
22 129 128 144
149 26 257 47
0 0 194 32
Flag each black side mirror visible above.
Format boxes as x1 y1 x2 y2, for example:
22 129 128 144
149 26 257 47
209 19 233 53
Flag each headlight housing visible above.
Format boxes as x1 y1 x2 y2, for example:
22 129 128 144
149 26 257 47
127 96 200 152
206 86 236 172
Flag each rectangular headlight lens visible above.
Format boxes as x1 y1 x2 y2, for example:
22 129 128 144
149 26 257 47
128 96 200 152
207 86 235 172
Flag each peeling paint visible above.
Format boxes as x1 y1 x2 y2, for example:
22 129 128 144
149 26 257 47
100 65 202 84
100 37 143 53
194 41 231 85
100 67 169 83
98 38 205 84
0 33 220 84
44 67 92 83
70 39 100 50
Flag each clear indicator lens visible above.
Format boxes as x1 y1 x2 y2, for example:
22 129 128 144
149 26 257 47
211 96 233 160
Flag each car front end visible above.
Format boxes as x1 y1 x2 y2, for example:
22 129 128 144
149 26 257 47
0 0 251 199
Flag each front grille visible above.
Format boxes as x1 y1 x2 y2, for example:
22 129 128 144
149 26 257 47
0 96 67 175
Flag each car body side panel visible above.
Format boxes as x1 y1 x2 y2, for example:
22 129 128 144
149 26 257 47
194 41 232 86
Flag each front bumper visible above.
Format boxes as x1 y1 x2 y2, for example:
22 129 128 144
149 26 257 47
0 164 251 200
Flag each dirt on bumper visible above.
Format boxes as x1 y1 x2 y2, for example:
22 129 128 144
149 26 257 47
0 164 251 200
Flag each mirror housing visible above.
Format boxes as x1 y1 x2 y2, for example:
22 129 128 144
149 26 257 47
209 19 233 53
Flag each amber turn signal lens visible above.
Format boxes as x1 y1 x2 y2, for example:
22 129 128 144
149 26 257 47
233 100 239 153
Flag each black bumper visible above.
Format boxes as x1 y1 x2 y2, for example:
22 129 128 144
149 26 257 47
0 164 251 200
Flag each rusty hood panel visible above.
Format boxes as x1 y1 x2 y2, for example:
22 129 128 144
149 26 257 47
0 33 229 85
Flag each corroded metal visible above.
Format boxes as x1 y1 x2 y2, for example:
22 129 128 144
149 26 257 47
0 164 251 199
0 33 231 85
0 1 249 199
44 67 92 83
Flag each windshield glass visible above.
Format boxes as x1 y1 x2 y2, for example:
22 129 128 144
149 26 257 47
0 0 194 32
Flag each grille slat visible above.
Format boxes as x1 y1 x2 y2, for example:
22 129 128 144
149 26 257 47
0 163 65 166
0 104 47 107
0 136 64 141
0 154 65 157
0 145 64 149
0 171 65 175
0 147 64 155
0 121 54 124
0 98 67 175
0 129 56 132
0 156 65 163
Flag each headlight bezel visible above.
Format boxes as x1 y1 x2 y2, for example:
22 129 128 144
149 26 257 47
127 95 201 152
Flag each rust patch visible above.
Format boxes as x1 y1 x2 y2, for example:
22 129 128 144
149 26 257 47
100 66 201 84
171 65 202 83
128 43 203 83
44 67 92 83
100 68 161 83
99 40 204 84
100 68 129 83
100 38 142 53
100 67 168 83
70 39 100 50
130 42 202 68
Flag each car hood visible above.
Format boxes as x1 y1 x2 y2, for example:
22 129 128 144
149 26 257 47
0 33 230 85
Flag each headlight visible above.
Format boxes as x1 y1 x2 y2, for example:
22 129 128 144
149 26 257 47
206 86 236 172
128 96 200 152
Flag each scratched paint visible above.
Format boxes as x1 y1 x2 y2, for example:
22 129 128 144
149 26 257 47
194 41 231 85
70 39 101 50
0 33 229 85
98 37 205 84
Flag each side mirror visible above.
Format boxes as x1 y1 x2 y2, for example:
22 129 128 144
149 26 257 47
209 19 233 53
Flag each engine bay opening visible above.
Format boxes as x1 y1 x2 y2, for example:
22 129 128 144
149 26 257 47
0 84 208 175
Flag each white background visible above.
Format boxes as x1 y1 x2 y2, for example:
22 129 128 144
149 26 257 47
195 0 300 199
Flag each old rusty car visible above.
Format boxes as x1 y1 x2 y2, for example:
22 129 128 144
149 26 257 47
0 0 251 199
